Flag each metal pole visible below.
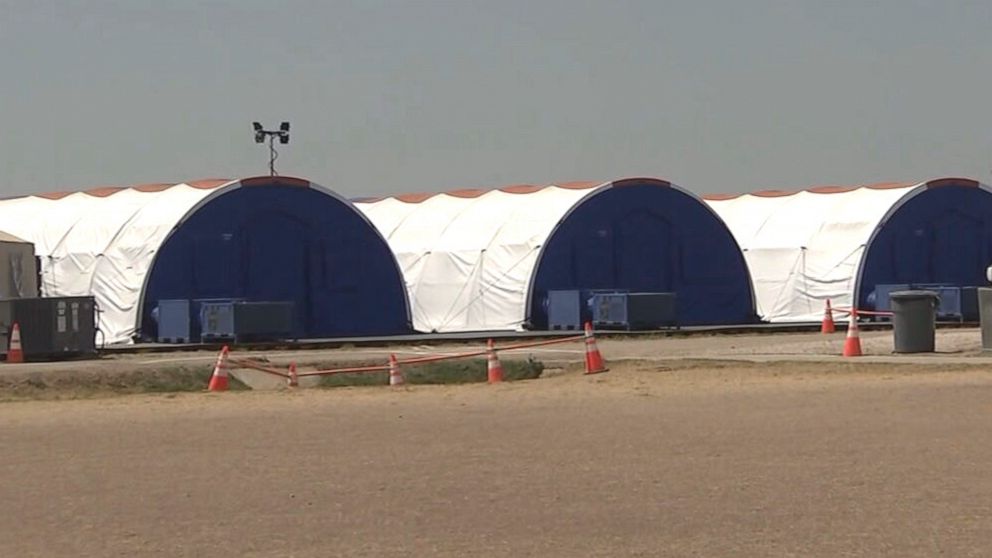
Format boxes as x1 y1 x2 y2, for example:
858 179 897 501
268 135 279 176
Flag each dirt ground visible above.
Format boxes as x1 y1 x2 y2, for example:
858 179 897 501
3 358 992 557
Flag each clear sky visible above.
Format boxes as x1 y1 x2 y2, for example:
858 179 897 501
2 1 990 198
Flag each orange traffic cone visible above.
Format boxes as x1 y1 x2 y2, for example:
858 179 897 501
821 299 836 334
842 310 862 357
6 322 24 363
287 362 299 388
207 345 231 391
388 354 405 386
583 322 608 375
487 339 504 384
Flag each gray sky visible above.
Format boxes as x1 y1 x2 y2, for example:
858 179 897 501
2 0 991 198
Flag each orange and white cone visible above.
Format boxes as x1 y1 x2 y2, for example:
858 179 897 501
486 339 504 384
821 299 836 334
388 354 405 386
583 322 608 375
842 310 863 357
287 362 299 388
207 345 231 391
6 322 24 364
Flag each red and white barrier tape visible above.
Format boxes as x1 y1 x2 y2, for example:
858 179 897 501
227 357 290 379
229 333 588 379
831 306 894 317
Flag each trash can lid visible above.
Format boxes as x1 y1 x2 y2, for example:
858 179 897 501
889 290 940 300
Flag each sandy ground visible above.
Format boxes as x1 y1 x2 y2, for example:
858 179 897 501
3 358 992 557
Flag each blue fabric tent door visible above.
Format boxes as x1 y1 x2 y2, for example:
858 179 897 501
615 211 675 291
243 212 310 334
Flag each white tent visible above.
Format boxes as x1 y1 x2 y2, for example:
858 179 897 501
705 178 990 322
0 177 403 345
357 183 601 332
0 180 235 343
356 178 757 332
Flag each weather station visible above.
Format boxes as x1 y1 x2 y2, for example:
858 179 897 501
251 121 290 176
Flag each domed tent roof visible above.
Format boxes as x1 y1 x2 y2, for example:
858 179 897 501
356 178 755 332
0 176 411 343
705 178 991 322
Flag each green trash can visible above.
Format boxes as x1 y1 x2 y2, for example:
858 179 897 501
890 290 939 353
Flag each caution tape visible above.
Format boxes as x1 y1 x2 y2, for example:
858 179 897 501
831 306 895 317
279 333 587 379
227 357 290 379
295 362 390 378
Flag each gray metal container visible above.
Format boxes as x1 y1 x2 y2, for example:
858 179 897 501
156 299 190 343
547 290 581 330
890 290 938 353
979 288 992 351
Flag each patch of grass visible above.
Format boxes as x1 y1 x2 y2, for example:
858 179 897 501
0 364 249 402
128 365 251 393
318 371 389 388
318 357 544 388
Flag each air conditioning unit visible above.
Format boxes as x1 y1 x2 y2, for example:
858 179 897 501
200 300 294 343
589 292 677 330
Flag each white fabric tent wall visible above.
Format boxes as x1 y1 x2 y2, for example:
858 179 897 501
356 184 605 332
705 182 929 322
0 181 235 344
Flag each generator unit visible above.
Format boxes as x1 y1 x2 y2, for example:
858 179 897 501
0 296 97 360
